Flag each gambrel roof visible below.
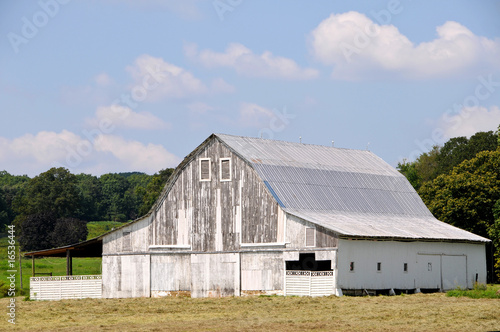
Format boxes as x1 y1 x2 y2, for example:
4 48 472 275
216 134 489 242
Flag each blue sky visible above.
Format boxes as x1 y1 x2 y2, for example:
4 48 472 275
1 0 499 176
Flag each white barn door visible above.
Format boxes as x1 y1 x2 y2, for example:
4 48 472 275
416 254 442 290
190 253 240 298
417 254 467 290
441 255 467 290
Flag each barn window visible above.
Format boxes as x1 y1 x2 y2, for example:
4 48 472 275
305 228 315 247
199 158 211 181
349 262 355 272
377 262 382 272
403 263 408 273
122 231 131 252
427 262 432 271
219 158 231 181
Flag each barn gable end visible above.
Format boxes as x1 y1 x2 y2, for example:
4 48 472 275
151 136 280 251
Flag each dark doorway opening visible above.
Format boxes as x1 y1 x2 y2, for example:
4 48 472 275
285 253 332 271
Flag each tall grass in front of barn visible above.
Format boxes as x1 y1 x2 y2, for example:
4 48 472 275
447 283 500 299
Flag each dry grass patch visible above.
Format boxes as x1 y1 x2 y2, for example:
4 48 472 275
0 293 499 331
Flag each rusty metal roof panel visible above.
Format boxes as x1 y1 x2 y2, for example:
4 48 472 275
216 134 489 242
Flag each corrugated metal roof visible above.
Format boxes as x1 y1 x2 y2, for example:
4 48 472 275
216 134 489 242
286 209 488 242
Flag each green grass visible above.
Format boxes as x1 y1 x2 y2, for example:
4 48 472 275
0 221 116 298
2 292 500 331
0 236 102 297
86 221 124 240
446 283 500 299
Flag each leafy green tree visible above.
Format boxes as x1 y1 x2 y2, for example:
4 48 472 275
436 131 497 176
51 217 88 247
126 173 151 189
13 168 88 251
19 212 57 251
0 171 30 227
397 160 421 190
19 213 88 251
75 173 102 221
419 150 500 237
0 188 10 230
490 200 500 280
497 124 500 146
0 171 30 187
13 167 79 219
399 130 499 189
138 168 173 215
435 136 469 175
419 150 500 282
414 146 441 185
99 173 133 221
398 146 439 190
126 173 153 219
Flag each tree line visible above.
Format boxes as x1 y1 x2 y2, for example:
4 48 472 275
2 127 499 280
398 127 500 281
0 168 173 251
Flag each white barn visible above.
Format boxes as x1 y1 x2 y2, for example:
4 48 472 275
100 133 489 298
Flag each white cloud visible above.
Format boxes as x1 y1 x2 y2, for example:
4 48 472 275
88 105 169 130
0 130 181 176
238 102 275 127
439 105 500 138
210 77 235 94
187 43 319 80
94 135 180 173
126 54 208 101
309 12 500 80
0 130 81 167
94 73 113 86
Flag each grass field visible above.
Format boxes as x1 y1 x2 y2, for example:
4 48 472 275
86 221 124 240
0 221 117 296
0 235 101 297
0 292 499 331
1 223 499 331
447 283 500 298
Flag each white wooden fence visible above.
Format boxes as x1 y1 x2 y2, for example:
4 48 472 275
284 271 335 297
30 275 102 300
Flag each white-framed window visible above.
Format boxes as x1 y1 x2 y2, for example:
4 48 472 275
305 227 315 247
349 261 355 272
403 263 408 273
428 262 432 271
219 158 232 181
199 158 211 181
122 231 131 252
377 262 382 272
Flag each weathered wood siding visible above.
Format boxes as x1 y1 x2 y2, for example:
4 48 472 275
316 226 338 248
285 214 338 249
102 216 151 254
241 252 284 292
152 138 279 251
102 254 150 298
190 253 240 297
150 254 191 294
